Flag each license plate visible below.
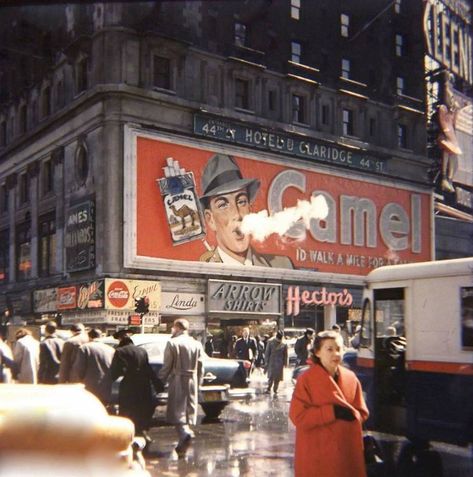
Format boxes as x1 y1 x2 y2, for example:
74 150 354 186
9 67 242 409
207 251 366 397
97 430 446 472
202 391 222 402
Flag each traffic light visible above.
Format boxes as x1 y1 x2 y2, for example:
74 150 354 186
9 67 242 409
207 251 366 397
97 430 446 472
134 296 150 315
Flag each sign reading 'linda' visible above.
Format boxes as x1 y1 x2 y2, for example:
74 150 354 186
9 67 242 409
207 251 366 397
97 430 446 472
125 128 432 276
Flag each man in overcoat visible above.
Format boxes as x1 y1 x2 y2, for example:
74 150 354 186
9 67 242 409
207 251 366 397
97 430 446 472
71 328 114 404
38 320 64 384
159 318 204 457
58 323 88 383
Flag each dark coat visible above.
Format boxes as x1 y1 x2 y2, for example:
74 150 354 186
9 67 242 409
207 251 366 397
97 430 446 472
39 334 64 384
110 343 159 432
294 335 312 365
234 337 257 361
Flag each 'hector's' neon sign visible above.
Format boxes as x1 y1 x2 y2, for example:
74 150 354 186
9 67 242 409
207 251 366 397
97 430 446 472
286 286 353 316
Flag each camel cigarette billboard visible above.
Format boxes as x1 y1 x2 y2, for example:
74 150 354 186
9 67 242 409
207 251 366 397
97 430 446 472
124 127 433 277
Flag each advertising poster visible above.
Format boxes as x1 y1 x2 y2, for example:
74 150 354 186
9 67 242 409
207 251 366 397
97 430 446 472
125 128 432 276
104 278 161 311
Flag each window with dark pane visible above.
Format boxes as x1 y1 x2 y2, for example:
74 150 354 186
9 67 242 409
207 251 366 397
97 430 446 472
16 221 31 281
43 159 54 195
76 145 89 184
234 22 247 47
343 108 354 136
398 124 408 148
39 214 56 277
19 104 27 134
235 78 249 110
153 55 171 90
321 104 330 125
292 94 305 123
42 86 51 118
19 173 29 204
77 57 88 93
0 229 8 282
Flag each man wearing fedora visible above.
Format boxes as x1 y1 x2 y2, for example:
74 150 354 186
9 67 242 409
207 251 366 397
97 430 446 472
199 153 293 268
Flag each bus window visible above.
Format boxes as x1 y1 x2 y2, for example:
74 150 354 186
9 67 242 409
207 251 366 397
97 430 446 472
374 288 405 338
360 298 373 349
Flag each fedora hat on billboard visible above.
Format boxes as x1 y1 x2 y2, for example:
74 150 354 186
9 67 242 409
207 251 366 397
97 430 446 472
200 154 260 204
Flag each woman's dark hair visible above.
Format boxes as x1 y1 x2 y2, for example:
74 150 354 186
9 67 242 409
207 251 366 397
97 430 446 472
311 330 344 364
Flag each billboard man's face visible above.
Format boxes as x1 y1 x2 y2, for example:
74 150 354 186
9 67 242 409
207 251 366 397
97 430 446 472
204 189 251 261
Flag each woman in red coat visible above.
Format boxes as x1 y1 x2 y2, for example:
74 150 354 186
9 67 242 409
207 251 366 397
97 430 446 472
289 330 369 477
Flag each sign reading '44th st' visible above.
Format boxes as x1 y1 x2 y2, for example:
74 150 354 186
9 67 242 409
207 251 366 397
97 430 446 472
194 114 386 174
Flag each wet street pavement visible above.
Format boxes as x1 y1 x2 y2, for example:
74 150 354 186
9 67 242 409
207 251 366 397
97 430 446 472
143 370 473 477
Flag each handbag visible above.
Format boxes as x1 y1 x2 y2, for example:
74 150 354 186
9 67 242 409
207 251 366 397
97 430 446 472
363 433 385 477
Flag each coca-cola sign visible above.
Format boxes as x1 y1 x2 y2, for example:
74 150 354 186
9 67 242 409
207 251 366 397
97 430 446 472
104 278 161 311
57 286 77 310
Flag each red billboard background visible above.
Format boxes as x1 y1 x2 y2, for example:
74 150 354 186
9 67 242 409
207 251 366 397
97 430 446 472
134 136 432 275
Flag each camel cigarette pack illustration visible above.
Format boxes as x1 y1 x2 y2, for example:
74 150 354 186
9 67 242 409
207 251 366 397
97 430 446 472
157 158 206 246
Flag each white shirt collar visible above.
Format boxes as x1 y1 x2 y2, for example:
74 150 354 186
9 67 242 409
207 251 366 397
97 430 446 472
217 247 253 266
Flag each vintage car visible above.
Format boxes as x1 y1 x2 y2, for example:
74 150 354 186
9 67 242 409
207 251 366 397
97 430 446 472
104 333 251 419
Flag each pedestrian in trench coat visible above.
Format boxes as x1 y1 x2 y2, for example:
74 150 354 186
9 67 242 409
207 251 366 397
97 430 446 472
289 330 369 477
159 318 204 455
264 330 288 394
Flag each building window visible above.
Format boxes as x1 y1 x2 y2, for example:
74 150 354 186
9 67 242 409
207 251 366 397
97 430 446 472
235 78 250 110
341 13 350 37
369 117 377 137
39 214 56 277
341 58 351 79
16 221 32 281
42 86 51 118
19 173 29 205
31 100 38 125
394 0 401 14
342 108 354 136
396 76 404 95
398 124 408 148
291 0 300 20
42 159 54 195
291 41 302 63
19 104 27 134
76 144 89 184
1 183 8 213
0 229 8 282
268 90 277 111
395 34 404 56
77 57 88 94
0 120 6 146
153 55 171 90
292 94 305 123
56 79 65 108
321 104 330 125
234 22 247 47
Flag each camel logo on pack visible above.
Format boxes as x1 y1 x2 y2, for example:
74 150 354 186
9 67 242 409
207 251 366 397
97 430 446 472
157 157 206 246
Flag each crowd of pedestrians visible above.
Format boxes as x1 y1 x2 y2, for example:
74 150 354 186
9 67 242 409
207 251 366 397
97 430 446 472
0 319 370 472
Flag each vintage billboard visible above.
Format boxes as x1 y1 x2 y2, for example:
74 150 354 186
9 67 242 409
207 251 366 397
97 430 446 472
124 127 433 277
104 278 161 311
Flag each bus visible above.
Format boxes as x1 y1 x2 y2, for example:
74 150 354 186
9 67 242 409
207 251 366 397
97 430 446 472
358 257 473 475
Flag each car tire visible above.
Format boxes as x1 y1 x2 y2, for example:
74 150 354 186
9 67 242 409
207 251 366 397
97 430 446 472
200 401 227 420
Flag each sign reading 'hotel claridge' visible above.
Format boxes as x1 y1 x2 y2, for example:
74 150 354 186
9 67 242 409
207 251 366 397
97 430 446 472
208 279 281 315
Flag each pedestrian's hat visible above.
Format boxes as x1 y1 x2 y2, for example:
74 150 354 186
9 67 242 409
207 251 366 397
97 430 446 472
200 154 260 205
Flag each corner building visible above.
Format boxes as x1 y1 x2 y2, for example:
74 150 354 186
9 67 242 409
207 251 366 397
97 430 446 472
0 1 441 340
